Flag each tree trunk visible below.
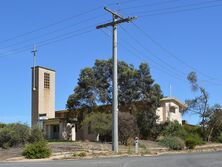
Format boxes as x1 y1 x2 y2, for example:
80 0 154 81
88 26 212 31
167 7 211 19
208 127 214 142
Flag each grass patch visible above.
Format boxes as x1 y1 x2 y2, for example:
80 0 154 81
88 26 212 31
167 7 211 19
72 152 87 158
159 136 185 150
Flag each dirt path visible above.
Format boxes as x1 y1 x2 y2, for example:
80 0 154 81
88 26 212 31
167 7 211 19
0 148 22 161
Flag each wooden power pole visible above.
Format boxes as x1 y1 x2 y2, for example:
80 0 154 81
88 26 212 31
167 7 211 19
96 7 136 153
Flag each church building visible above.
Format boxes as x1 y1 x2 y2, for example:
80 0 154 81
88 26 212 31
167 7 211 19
31 66 187 141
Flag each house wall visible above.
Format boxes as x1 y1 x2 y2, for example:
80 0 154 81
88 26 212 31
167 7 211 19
167 102 182 124
156 101 182 124
156 107 163 124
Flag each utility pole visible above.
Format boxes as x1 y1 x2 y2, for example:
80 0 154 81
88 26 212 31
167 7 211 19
96 7 136 153
32 45 37 91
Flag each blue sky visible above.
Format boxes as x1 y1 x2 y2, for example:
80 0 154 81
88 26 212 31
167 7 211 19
0 0 222 125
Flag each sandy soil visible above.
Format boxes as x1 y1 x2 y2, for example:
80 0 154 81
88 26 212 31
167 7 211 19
0 148 22 161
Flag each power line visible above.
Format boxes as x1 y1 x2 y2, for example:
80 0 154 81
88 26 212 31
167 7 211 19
0 0 142 45
0 28 95 59
199 80 222 86
0 14 106 52
0 16 111 58
38 29 95 48
0 8 101 45
131 23 222 85
138 2 222 17
119 0 179 11
1 1 221 87
0 26 93 56
109 0 149 7
101 28 185 81
118 25 222 86
100 28 185 81
120 39 185 81
126 0 222 16
119 25 187 78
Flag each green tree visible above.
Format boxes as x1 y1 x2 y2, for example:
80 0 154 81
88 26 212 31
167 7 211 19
93 59 112 104
134 64 162 139
67 59 163 139
82 112 112 142
207 105 222 141
185 72 210 140
137 110 159 140
119 112 139 145
67 67 97 110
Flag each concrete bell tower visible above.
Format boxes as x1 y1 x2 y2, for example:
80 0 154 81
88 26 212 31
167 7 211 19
31 66 55 127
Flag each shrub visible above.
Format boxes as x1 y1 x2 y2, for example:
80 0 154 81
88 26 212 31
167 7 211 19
9 123 30 145
0 123 6 128
162 121 187 139
126 137 134 146
119 112 139 145
139 141 150 154
185 135 202 149
72 152 78 157
183 124 200 134
185 138 196 149
72 152 86 157
29 127 45 143
78 152 87 157
159 136 185 150
82 112 112 142
156 135 164 142
22 141 51 159
138 141 146 150
217 133 222 143
2 142 10 149
0 123 30 148
0 127 14 148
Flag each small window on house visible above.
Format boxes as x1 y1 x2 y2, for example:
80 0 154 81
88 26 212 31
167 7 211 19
44 73 50 89
39 113 46 117
170 106 176 113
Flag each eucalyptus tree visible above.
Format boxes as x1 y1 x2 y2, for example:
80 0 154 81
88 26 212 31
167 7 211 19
67 59 163 138
186 72 210 140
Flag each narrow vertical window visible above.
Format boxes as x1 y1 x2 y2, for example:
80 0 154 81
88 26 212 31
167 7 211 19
44 73 50 89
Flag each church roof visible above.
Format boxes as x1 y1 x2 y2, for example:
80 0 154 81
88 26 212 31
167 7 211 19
31 66 55 72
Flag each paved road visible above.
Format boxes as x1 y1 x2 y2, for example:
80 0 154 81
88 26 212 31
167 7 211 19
1 152 222 167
